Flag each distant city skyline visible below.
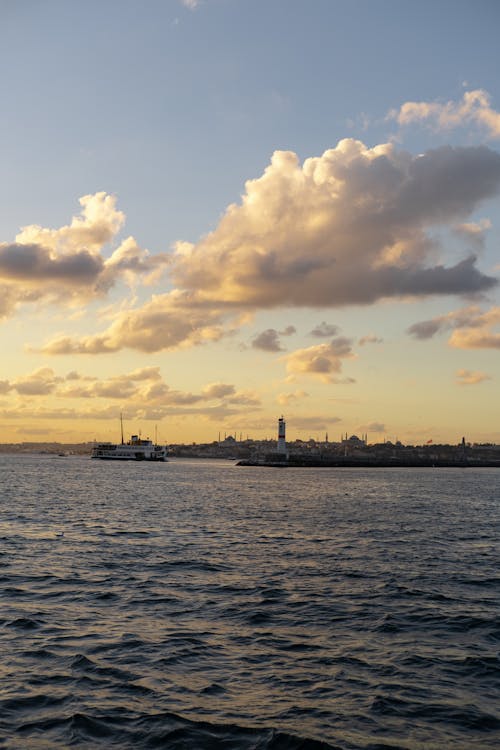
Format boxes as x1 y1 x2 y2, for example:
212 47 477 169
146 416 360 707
1 0 500 445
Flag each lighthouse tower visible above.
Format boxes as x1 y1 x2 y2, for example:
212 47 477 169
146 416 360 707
277 415 287 455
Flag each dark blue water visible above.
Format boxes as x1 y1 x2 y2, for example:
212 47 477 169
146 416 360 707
1 455 499 749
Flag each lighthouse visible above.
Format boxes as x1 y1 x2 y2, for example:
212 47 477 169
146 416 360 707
277 415 287 455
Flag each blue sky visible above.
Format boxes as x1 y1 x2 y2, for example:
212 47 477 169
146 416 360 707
3 0 499 241
0 0 499 444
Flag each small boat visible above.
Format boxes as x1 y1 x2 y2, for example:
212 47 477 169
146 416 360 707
91 415 167 461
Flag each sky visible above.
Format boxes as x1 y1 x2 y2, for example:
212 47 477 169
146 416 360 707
1 0 500 446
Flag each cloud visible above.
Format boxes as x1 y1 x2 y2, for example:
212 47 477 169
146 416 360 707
16 192 125 251
389 89 500 139
0 380 12 394
53 366 164 400
408 305 488 340
41 138 500 354
0 365 261 423
276 390 309 406
450 327 500 350
407 319 445 340
170 141 499 307
2 403 188 424
0 243 103 282
201 383 236 399
284 337 356 383
358 334 383 346
364 422 386 433
12 367 62 396
0 399 247 424
0 193 170 319
6 366 177 405
65 371 97 382
290 415 341 432
251 328 290 351
453 219 491 252
252 329 284 352
15 426 61 436
101 236 171 289
181 0 200 8
408 305 500 349
309 322 340 338
117 367 163 382
456 369 491 386
227 390 261 406
40 290 228 354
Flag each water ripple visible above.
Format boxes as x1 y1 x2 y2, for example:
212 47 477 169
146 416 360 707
0 456 499 748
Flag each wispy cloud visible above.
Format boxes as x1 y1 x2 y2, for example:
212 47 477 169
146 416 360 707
452 218 491 252
0 366 261 422
408 305 500 350
456 369 491 386
290 415 341 432
389 89 500 139
309 322 340 338
358 334 383 346
363 422 386 434
276 390 309 406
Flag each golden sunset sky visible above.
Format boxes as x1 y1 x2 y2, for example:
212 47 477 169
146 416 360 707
1 0 500 445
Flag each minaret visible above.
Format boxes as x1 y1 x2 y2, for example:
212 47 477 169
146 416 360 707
277 415 287 454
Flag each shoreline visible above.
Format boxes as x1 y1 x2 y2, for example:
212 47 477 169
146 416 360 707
237 457 500 468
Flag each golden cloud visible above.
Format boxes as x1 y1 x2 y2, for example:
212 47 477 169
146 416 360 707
170 140 499 308
284 338 356 383
0 193 170 318
409 305 500 350
456 369 492 385
37 138 500 354
0 366 260 423
276 390 309 406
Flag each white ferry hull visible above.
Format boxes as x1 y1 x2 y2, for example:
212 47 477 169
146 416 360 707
92 452 166 461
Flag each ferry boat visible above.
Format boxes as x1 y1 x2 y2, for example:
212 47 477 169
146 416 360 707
92 415 167 461
91 435 167 461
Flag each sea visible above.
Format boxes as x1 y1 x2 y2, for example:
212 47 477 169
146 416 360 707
1 454 499 749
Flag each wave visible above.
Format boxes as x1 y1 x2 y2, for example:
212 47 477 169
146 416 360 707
2 458 500 749
12 710 340 749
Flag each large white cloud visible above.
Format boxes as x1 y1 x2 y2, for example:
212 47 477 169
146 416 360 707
40 138 500 354
169 140 499 307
